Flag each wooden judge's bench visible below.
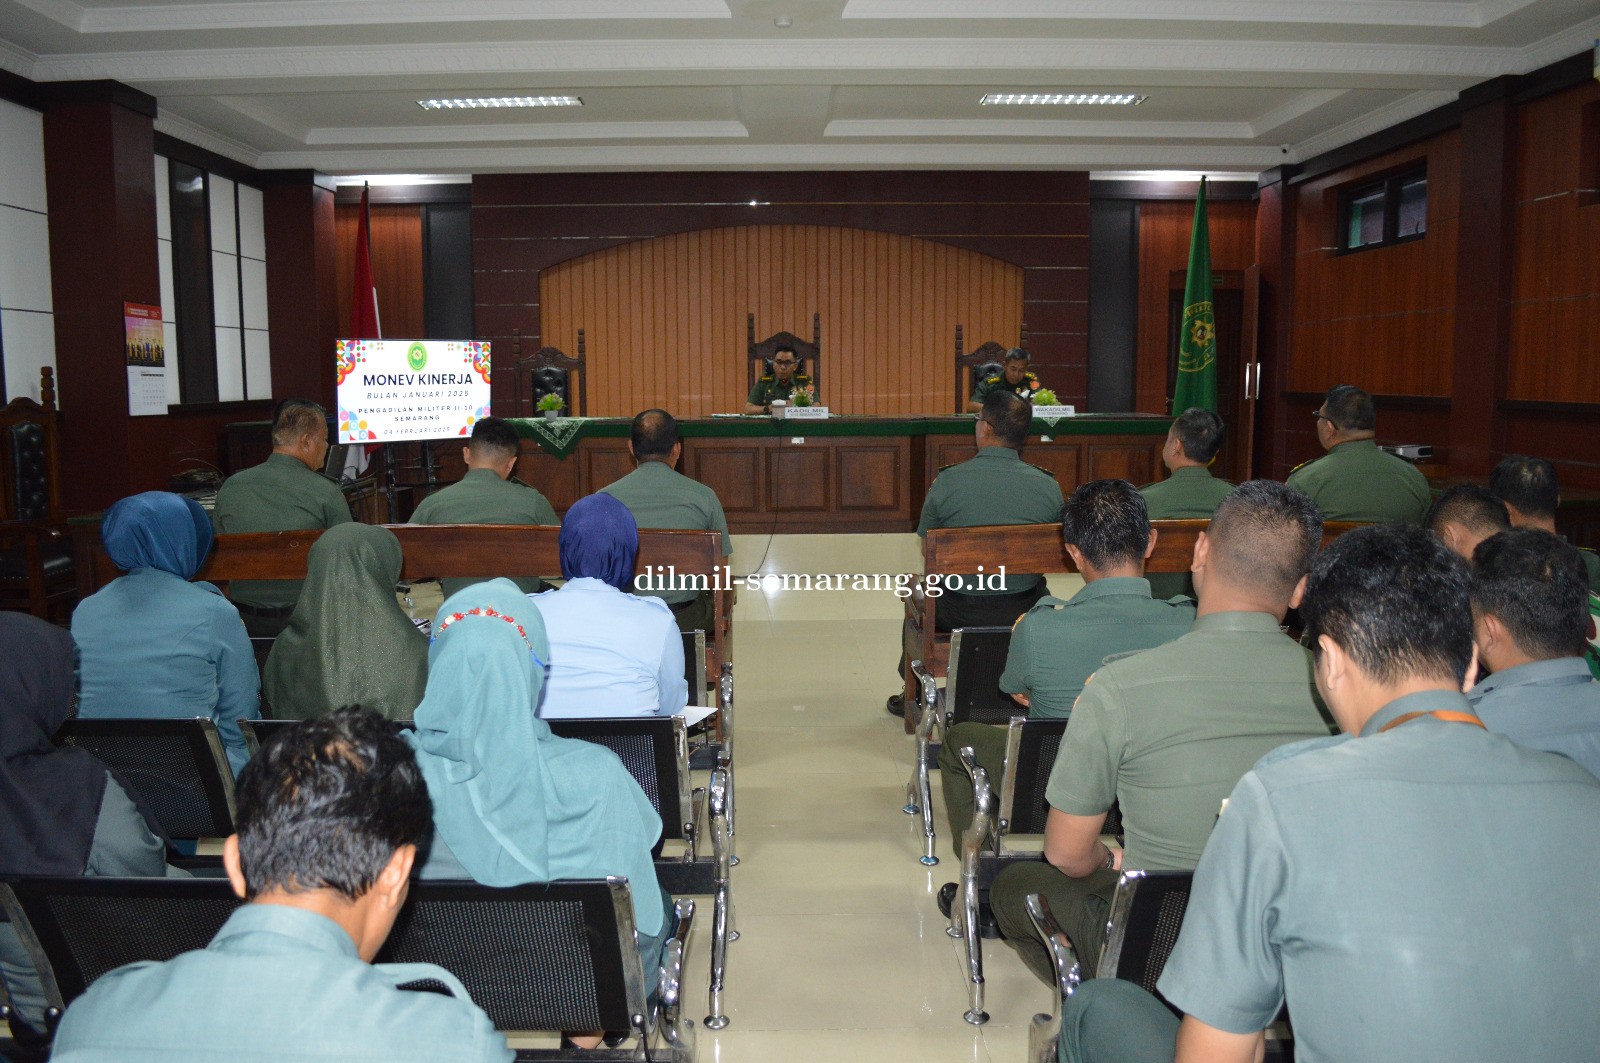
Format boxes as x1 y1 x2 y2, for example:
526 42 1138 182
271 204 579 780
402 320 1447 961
494 414 1171 534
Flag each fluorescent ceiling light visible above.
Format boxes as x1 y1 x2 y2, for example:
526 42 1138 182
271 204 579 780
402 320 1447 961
418 96 583 110
981 93 1146 106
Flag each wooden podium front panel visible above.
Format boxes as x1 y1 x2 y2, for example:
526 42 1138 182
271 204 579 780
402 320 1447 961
836 443 905 512
689 445 763 515
580 442 635 494
767 446 830 512
1086 444 1158 485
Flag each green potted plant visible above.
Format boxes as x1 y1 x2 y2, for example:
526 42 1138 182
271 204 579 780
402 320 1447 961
536 392 566 419
789 383 816 408
1031 387 1058 406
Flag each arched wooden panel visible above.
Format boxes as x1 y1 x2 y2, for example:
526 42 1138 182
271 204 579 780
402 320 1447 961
538 224 1025 417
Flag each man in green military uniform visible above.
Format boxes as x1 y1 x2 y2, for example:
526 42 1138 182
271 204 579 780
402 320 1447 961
1286 384 1430 523
988 481 1332 985
49 710 514 1063
602 408 733 634
408 416 558 599
1490 453 1600 592
967 347 1043 411
745 344 814 413
887 390 1064 716
1054 524 1600 1063
933 480 1193 890
1140 407 1233 599
1424 483 1510 561
212 399 352 637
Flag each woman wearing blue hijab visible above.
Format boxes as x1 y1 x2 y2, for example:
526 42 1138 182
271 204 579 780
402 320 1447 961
408 579 674 1008
531 493 688 718
72 492 260 773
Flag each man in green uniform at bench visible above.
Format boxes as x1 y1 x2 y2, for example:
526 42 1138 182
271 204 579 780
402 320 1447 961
933 479 1194 919
1286 384 1430 523
212 399 352 637
987 481 1331 985
408 416 558 599
1490 453 1600 592
967 348 1043 411
602 409 732 635
887 389 1064 717
1140 407 1233 600
745 344 813 413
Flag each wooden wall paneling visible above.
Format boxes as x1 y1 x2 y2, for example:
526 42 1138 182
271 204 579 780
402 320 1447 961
1131 199 1258 415
263 178 338 406
1507 80 1600 405
1021 443 1083 492
335 203 424 340
579 441 634 496
1085 443 1158 484
538 225 1025 418
514 448 585 512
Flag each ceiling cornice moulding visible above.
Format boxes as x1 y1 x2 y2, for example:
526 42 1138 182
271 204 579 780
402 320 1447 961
27 37 1522 83
840 0 1535 29
1287 89 1457 160
77 0 731 33
255 141 1286 173
155 109 265 167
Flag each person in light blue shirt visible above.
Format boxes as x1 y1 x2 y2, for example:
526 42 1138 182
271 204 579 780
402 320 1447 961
1468 528 1600 776
71 492 260 773
532 493 688 718
408 580 672 1044
49 709 513 1063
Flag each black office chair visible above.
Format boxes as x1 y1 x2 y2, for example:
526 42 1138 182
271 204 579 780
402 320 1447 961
55 718 237 840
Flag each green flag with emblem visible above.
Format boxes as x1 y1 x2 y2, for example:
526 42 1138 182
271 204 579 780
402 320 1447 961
1173 177 1218 413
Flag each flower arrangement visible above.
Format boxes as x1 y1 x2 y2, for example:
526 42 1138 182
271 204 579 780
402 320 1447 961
536 392 566 416
1031 387 1059 405
789 384 817 408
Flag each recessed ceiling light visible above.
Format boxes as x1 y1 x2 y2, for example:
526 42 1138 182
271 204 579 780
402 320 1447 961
774 16 793 28
417 96 583 110
980 93 1147 106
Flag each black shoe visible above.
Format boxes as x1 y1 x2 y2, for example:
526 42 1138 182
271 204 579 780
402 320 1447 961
886 694 906 717
936 881 1001 938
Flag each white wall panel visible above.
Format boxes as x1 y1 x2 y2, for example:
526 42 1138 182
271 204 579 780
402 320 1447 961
154 155 171 242
0 100 47 214
238 184 266 261
158 239 175 324
163 322 181 406
2 309 58 404
211 249 239 328
0 205 53 313
240 257 269 331
208 175 236 255
214 326 244 402
244 328 272 398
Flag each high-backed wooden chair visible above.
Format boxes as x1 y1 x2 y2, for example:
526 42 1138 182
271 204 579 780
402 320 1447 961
747 312 821 397
511 327 588 416
954 323 1027 412
0 367 74 620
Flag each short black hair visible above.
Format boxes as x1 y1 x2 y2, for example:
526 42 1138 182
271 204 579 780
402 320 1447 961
1321 385 1374 432
1062 479 1151 571
1003 347 1029 365
1171 408 1226 464
772 343 797 358
1207 480 1323 602
468 416 520 460
1425 484 1511 539
1302 523 1474 686
631 408 679 460
980 389 1032 449
1489 455 1560 519
271 399 327 447
1470 529 1590 660
234 709 432 902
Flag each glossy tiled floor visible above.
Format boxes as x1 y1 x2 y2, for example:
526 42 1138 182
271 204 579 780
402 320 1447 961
663 532 1084 1063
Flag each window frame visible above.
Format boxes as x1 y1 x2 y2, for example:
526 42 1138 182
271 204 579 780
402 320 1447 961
1335 164 1428 255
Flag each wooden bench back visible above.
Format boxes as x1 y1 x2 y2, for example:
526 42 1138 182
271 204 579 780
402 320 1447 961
921 519 1369 575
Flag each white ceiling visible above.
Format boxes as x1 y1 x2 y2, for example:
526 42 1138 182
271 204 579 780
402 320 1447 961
1 0 1595 177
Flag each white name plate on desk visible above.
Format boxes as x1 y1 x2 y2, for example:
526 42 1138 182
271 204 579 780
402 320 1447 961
1031 405 1076 418
778 405 830 420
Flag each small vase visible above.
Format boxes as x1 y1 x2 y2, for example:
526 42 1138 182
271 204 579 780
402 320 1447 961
542 410 558 420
